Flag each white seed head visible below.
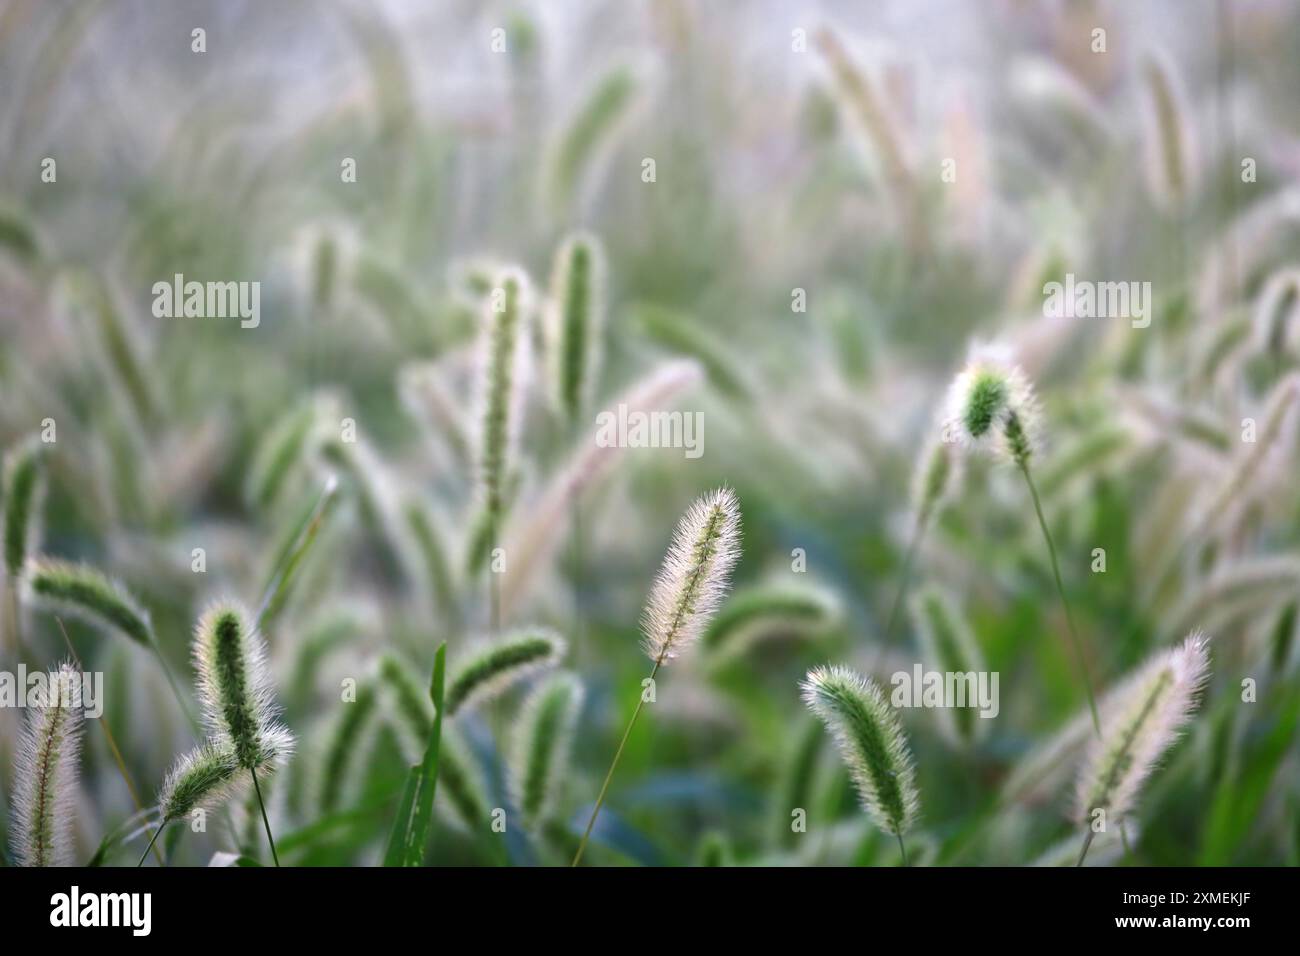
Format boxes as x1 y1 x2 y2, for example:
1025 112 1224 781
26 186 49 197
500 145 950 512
641 487 743 664
1074 632 1210 824
11 662 84 866
801 664 919 836
943 346 1039 462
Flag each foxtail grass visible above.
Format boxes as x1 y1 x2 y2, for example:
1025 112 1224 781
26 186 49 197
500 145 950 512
882 433 959 645
910 586 987 745
801 664 919 864
510 672 584 831
946 352 1102 736
194 602 294 865
444 629 565 716
1074 632 1210 865
572 487 741 865
10 662 84 866
701 582 839 664
27 558 195 727
3 437 44 656
319 679 379 814
476 268 531 632
547 232 606 660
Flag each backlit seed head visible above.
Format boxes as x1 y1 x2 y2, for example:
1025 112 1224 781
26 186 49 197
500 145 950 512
444 629 566 716
1074 632 1210 825
11 662 84 867
944 348 1039 463
159 741 242 822
26 559 153 648
193 601 294 774
801 664 919 836
642 487 743 664
546 232 606 426
3 436 45 578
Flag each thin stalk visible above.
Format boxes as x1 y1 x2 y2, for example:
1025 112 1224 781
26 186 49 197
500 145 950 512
896 831 909 867
882 509 927 645
1076 828 1097 867
251 769 280 867
151 640 199 734
571 491 583 659
137 822 166 867
571 660 660 866
56 617 164 866
1018 461 1102 737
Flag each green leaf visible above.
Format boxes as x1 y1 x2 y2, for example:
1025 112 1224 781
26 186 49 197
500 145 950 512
1197 680 1300 865
383 642 447 867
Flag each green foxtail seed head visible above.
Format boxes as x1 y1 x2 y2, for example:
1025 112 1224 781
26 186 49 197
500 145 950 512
549 65 637 213
910 586 987 745
3 437 45 578
1075 632 1209 825
510 672 584 829
438 725 489 831
26 559 153 647
11 662 84 866
910 434 960 523
444 629 566 716
376 653 440 762
701 582 839 663
319 678 378 813
944 349 1039 463
193 602 294 774
547 232 606 425
1253 268 1300 355
1141 52 1196 212
159 741 242 822
801 664 919 836
477 267 532 524
642 487 743 664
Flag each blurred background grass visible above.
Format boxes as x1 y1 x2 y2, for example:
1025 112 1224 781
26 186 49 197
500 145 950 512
2 0 1300 866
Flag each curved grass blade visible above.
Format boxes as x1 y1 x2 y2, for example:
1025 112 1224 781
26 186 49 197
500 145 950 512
383 641 446 867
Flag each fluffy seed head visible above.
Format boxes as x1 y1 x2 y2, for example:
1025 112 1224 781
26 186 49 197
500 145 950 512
642 487 743 664
476 267 532 522
26 559 153 647
944 349 1039 463
1074 632 1210 824
801 664 919 836
11 662 84 866
3 436 45 578
910 586 987 745
159 742 242 822
444 629 566 716
319 678 378 813
510 672 584 829
193 601 294 773
547 232 606 425
910 433 961 521
701 582 839 662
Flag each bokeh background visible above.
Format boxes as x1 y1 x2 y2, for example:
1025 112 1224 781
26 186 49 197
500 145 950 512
2 0 1299 866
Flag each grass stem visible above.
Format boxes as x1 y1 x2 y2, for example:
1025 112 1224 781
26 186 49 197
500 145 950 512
136 822 166 867
571 660 660 866
1019 461 1102 737
251 769 280 867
